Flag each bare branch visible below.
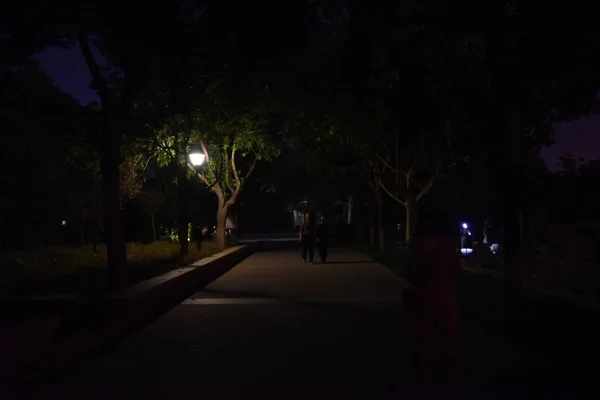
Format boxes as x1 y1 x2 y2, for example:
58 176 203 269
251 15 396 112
377 155 397 173
186 163 219 190
415 165 442 201
225 150 258 209
355 167 377 193
231 148 241 187
407 168 422 188
199 139 211 163
378 179 407 207
243 154 258 182
199 138 221 184
186 163 209 185
380 155 389 175
416 177 436 201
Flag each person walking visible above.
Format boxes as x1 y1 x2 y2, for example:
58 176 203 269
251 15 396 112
316 215 331 263
299 212 315 263
405 208 462 394
194 224 208 250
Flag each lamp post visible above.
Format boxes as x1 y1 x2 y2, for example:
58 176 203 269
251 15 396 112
189 143 206 168
188 143 206 247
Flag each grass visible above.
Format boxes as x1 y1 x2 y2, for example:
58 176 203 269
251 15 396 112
354 241 600 373
0 241 224 296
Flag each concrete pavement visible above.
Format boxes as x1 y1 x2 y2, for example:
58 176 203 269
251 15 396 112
21 247 591 399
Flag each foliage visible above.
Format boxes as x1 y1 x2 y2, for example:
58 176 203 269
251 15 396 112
0 241 222 295
187 88 279 189
132 187 166 217
0 61 85 247
119 156 144 203
550 158 600 224
163 224 192 243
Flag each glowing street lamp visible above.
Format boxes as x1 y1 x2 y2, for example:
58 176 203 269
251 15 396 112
189 143 206 167
460 222 473 256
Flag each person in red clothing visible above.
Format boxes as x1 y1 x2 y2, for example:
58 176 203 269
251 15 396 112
407 209 462 391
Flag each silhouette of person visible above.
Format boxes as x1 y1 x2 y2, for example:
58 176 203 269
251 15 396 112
408 208 462 392
299 212 315 263
316 215 331 263
194 224 205 250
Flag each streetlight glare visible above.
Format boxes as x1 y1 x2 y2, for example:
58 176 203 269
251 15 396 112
189 152 205 166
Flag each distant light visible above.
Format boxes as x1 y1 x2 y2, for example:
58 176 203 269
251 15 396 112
490 243 499 254
61 220 66 226
189 152 205 166
462 223 468 229
461 248 473 255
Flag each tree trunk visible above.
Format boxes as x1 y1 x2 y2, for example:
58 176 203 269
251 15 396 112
404 176 417 244
92 227 98 255
486 18 524 307
503 191 523 305
177 165 189 264
500 102 525 306
80 209 87 245
375 187 385 253
368 202 376 247
502 173 524 306
347 195 353 224
100 128 127 291
151 211 156 242
404 201 416 245
216 204 228 250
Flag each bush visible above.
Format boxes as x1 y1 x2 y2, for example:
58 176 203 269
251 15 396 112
0 241 223 296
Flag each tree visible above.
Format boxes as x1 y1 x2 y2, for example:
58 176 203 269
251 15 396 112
466 12 600 304
151 117 196 261
119 156 144 205
132 187 166 242
63 137 103 249
2 1 218 287
63 111 145 251
0 60 83 249
75 9 167 288
186 97 279 250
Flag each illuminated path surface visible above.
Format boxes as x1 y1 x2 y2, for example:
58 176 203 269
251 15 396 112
24 248 590 399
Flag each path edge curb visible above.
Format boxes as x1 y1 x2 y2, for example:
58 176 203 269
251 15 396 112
10 243 258 397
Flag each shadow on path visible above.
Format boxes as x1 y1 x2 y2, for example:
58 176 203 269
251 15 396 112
320 260 373 264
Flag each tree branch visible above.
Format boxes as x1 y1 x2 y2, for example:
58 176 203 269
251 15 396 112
199 138 220 184
377 155 397 173
243 153 258 182
78 32 110 107
212 182 225 207
231 148 241 187
416 177 436 201
224 148 235 195
224 151 258 209
185 162 208 185
415 168 440 201
378 179 407 207
356 167 377 194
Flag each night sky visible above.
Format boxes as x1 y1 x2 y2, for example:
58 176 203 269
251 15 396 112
35 46 600 170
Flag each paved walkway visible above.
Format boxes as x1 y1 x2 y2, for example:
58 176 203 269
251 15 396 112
22 248 588 399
